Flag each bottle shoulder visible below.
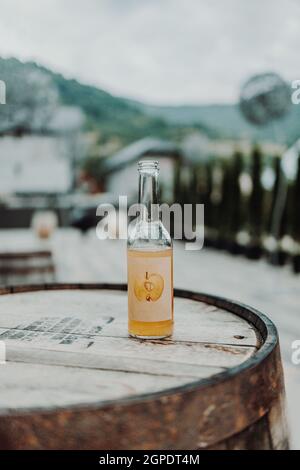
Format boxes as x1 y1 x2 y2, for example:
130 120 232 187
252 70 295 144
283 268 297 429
127 220 172 249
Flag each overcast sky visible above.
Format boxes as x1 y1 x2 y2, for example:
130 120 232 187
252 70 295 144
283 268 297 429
0 0 299 105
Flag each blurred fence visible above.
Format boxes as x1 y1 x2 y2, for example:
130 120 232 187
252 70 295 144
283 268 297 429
172 146 300 274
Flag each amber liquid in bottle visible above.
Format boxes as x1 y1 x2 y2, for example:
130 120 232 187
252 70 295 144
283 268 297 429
127 161 173 339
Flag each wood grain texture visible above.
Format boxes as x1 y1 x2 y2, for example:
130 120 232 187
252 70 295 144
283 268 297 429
268 395 290 450
223 414 272 450
0 284 288 450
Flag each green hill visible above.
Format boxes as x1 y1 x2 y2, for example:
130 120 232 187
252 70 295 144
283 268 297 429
0 57 214 144
134 101 300 146
1 57 298 146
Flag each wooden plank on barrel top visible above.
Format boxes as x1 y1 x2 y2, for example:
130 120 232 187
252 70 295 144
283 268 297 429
0 289 260 346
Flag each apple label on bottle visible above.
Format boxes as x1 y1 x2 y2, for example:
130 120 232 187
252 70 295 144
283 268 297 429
128 251 173 322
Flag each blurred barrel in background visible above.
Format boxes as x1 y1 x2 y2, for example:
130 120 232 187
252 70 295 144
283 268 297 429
0 251 55 285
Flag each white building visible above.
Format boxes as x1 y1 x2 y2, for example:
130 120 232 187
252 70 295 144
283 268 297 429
103 138 182 203
0 106 86 195
0 134 74 194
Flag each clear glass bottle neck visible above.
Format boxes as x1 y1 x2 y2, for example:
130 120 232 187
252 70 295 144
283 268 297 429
138 169 160 222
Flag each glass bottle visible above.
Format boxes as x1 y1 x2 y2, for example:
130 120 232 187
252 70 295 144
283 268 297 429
127 160 173 339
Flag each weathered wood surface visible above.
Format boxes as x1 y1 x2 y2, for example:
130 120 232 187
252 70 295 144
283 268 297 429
0 284 288 450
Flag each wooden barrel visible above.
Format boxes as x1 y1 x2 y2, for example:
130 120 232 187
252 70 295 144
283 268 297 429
0 251 55 286
0 284 289 450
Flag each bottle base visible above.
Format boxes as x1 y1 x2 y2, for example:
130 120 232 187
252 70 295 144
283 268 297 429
129 333 172 340
128 319 173 340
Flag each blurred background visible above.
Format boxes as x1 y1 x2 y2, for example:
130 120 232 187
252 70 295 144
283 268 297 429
0 0 300 448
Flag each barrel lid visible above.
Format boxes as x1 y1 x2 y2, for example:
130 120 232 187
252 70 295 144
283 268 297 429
0 284 278 414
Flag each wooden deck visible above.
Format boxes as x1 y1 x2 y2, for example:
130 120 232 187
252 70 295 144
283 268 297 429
1 228 299 448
